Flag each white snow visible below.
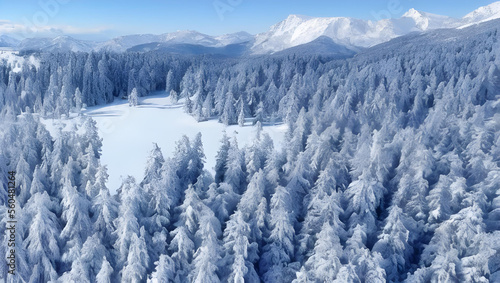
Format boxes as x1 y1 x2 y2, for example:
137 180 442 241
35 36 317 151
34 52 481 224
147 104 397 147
0 51 21 71
250 12 452 54
463 1 500 25
401 8 456 30
251 1 500 54
0 50 39 72
42 92 286 193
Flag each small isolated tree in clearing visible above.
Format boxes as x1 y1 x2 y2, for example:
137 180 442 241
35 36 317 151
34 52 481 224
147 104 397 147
129 88 139 107
74 87 83 113
170 90 179 104
238 101 245 127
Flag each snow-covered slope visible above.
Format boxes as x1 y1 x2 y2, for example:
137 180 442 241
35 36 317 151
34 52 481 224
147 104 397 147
43 92 286 193
251 1 500 54
357 18 500 63
461 1 500 27
273 36 357 58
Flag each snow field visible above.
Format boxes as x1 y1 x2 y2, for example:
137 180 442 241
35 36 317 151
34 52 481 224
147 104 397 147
44 91 286 193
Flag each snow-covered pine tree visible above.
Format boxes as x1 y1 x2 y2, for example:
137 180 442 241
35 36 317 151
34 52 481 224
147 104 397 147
113 176 146 274
23 192 61 282
60 178 92 271
129 88 139 107
121 227 150 282
299 221 343 282
96 257 114 283
260 185 297 283
92 167 119 248
190 208 222 283
214 132 230 184
149 254 175 283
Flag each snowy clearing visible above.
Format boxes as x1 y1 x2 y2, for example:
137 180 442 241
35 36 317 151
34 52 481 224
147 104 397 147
43 92 286 193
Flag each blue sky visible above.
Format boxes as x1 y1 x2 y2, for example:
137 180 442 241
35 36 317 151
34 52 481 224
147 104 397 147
0 0 498 40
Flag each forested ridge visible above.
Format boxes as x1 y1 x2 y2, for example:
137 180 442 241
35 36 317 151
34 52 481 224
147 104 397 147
0 19 499 282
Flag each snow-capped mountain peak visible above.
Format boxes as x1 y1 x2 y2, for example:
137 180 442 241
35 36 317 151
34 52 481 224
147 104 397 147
252 14 390 54
251 2 500 54
401 8 455 30
463 1 500 24
402 8 421 18
283 14 314 23
268 14 313 36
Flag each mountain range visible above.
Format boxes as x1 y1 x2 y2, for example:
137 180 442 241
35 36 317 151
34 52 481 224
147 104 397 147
2 1 500 56
0 35 20 48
